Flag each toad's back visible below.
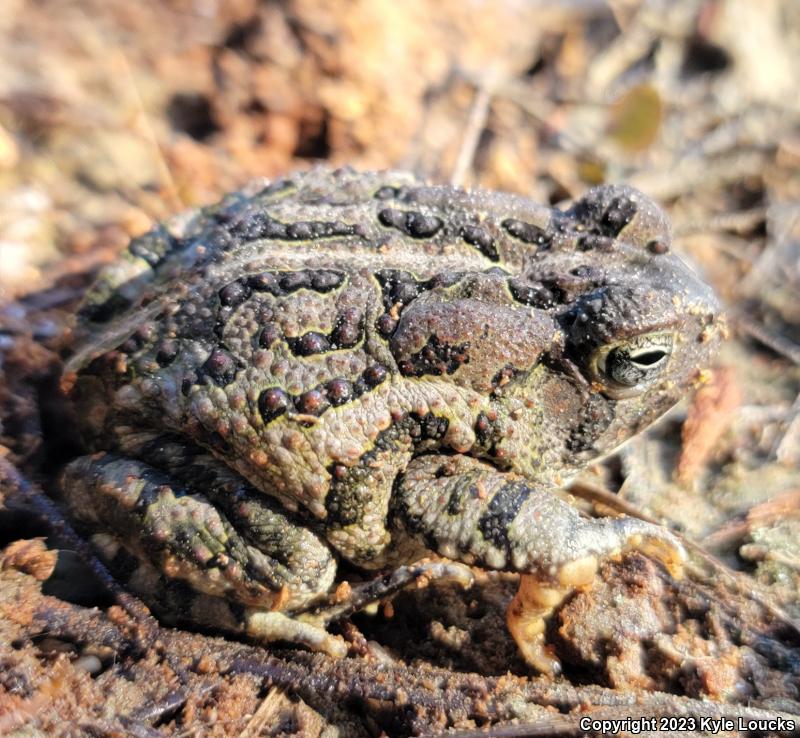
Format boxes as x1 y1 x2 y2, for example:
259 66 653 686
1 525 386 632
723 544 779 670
70 165 671 354
66 166 702 526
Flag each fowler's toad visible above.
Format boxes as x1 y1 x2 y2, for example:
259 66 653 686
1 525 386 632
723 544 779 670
61 168 721 671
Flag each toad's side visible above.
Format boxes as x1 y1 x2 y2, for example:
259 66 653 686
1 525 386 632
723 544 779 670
60 168 722 671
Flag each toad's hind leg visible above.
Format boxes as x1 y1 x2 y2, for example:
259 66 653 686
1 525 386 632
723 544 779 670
392 455 685 673
60 448 345 657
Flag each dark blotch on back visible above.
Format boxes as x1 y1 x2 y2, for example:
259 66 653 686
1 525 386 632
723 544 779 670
325 378 353 406
227 211 359 242
409 411 449 441
280 272 311 292
376 313 398 337
200 348 238 386
374 270 464 327
120 323 155 355
218 279 251 307
363 364 388 387
397 335 470 377
461 225 499 261
600 196 638 236
501 219 552 247
378 208 443 238
570 192 638 238
295 389 329 416
258 323 283 348
508 279 562 309
508 264 605 309
331 308 363 348
248 272 282 294
310 270 345 291
156 340 179 367
258 387 289 422
577 234 615 252
258 322 282 348
181 373 197 396
290 332 331 356
247 269 344 296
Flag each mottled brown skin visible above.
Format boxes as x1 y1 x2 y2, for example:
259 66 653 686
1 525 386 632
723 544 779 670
61 168 722 669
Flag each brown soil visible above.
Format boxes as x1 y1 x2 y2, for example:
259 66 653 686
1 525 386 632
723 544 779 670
1 1 799 735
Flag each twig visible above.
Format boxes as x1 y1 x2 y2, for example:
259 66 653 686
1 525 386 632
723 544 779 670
426 717 580 738
734 313 800 365
0 456 155 627
705 489 800 549
450 84 493 188
227 650 800 736
127 686 215 725
674 206 767 236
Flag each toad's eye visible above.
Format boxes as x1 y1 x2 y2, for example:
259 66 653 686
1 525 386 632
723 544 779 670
591 332 673 398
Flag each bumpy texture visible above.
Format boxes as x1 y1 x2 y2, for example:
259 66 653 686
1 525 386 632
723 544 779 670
61 167 722 670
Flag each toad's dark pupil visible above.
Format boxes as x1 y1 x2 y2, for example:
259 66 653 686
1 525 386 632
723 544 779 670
631 350 667 366
606 346 668 386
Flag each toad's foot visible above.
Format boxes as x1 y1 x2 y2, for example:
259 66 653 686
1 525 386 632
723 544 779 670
393 454 685 673
507 531 684 674
246 561 473 657
245 610 348 658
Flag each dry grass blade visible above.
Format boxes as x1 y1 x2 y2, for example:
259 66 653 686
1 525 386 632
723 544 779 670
450 84 493 188
674 207 767 237
735 313 800 366
240 687 288 738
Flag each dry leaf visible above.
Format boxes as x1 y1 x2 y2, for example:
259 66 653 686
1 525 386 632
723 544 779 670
608 83 663 152
676 367 742 487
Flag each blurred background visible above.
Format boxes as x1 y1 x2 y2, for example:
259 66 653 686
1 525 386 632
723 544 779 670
2 0 798 298
0 0 799 733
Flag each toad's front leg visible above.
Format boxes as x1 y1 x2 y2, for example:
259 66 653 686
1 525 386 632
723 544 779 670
392 455 684 673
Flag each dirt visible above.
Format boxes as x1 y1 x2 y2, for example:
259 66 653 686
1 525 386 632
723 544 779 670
1 0 799 735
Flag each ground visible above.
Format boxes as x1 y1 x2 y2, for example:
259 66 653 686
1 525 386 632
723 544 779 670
0 1 799 736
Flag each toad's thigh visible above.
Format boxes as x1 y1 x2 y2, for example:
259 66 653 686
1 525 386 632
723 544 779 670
61 450 336 611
